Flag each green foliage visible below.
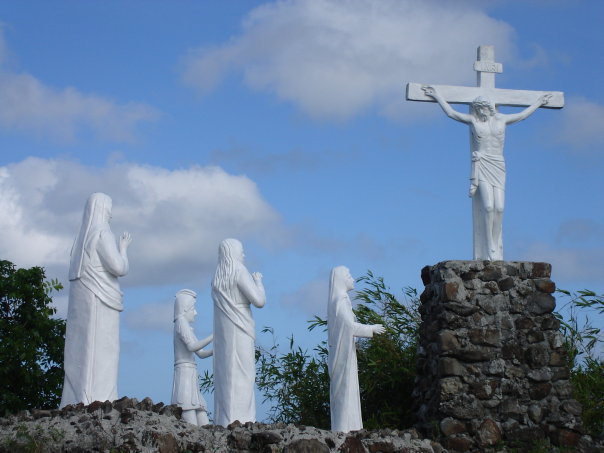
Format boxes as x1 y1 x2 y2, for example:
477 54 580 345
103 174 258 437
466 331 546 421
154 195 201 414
556 289 603 365
255 327 330 428
556 289 604 440
354 271 421 429
571 357 604 440
253 271 420 429
0 260 65 415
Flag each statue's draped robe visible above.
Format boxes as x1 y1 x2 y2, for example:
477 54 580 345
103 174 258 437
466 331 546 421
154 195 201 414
61 227 125 407
328 293 374 432
212 268 258 426
172 317 208 412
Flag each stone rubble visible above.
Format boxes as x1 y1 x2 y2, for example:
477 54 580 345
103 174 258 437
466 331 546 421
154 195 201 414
0 397 444 453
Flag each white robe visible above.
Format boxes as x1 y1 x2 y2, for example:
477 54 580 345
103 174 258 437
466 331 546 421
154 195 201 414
172 318 208 411
328 294 374 432
60 227 127 407
212 267 262 426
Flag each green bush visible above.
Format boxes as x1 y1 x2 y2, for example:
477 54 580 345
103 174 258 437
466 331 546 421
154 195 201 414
352 272 420 429
0 260 65 415
556 289 604 440
255 328 330 428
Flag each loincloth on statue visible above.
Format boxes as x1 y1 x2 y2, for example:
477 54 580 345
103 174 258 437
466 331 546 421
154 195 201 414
471 151 505 189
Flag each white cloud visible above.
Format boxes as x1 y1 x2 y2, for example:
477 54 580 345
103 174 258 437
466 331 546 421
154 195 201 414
0 30 158 142
555 219 604 244
520 242 604 283
281 275 329 316
124 299 174 333
0 157 286 287
182 0 516 121
554 96 604 149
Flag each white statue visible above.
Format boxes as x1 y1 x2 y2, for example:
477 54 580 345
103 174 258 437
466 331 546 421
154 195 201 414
211 238 265 427
422 86 551 260
328 266 384 433
61 193 131 407
171 289 213 426
406 45 564 261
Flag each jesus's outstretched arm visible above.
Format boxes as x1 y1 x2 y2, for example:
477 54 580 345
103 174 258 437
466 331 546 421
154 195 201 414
422 85 472 124
504 93 552 125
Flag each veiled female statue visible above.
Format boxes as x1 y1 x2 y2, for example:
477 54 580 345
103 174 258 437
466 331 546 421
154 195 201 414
328 266 384 432
172 289 213 426
212 238 265 426
60 193 131 407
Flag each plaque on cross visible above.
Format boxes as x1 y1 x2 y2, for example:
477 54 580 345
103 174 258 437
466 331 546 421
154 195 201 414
406 45 564 261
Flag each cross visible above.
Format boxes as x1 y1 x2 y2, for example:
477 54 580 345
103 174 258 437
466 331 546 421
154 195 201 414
405 45 564 261
406 45 564 108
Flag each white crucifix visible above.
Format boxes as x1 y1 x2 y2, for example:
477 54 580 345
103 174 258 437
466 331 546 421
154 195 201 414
406 45 564 261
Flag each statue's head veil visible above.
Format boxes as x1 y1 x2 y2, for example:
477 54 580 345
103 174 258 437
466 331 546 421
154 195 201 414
174 289 197 321
328 266 350 327
327 266 353 374
68 192 112 281
329 265 349 302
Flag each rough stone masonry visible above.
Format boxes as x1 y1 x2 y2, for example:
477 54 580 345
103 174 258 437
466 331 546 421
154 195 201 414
414 260 592 452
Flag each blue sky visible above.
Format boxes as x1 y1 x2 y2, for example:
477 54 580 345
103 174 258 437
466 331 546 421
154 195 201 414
1 1 602 419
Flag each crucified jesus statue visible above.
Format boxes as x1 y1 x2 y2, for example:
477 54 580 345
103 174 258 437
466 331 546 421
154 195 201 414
422 86 552 261
406 45 564 261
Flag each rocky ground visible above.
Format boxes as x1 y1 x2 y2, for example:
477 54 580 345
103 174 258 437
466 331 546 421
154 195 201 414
0 397 445 453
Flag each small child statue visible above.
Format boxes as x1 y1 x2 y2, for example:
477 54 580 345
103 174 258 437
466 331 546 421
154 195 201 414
172 289 213 425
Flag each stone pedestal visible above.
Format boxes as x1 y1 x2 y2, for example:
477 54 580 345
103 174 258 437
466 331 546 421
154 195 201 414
414 261 584 452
